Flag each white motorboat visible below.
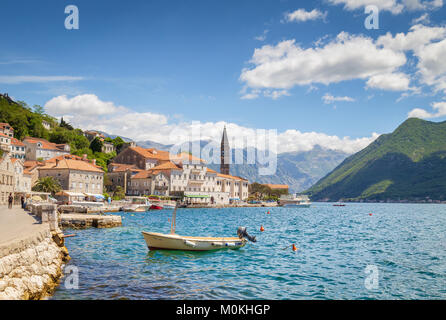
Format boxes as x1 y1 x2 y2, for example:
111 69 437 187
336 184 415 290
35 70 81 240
279 194 311 208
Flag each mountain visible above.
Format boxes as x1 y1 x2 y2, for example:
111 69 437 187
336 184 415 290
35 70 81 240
136 139 348 192
306 118 446 202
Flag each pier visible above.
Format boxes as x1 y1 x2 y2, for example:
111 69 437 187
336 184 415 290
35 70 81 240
60 213 122 229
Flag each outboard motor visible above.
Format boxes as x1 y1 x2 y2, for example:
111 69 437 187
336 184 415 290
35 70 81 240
237 226 257 242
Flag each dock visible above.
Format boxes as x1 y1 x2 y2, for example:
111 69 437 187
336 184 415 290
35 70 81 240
60 214 122 229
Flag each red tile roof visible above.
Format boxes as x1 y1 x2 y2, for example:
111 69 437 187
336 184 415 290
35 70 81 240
24 137 69 151
11 138 25 146
39 158 104 173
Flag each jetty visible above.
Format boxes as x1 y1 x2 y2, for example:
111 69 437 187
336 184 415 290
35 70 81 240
60 213 122 229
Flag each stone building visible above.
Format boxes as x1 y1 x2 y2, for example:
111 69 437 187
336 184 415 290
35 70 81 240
128 170 170 196
106 163 142 194
23 137 70 161
113 146 171 170
0 122 14 137
102 141 115 154
37 154 104 195
0 153 14 205
0 132 11 153
12 158 32 198
11 138 26 159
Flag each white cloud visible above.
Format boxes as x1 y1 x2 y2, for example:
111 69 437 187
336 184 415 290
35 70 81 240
328 0 404 14
328 0 443 14
240 32 406 97
44 94 378 154
366 73 411 91
285 9 327 22
416 38 446 92
0 75 83 84
411 13 430 24
376 24 446 93
408 101 446 118
322 93 355 104
276 130 380 154
44 94 124 116
254 30 269 41
376 24 446 52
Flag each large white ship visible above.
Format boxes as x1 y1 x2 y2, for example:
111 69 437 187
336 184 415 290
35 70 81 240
279 194 311 208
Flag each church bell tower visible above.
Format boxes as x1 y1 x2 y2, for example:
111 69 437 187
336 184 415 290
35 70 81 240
220 126 230 175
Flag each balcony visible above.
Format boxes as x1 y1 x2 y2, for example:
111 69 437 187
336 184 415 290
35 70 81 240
154 184 169 190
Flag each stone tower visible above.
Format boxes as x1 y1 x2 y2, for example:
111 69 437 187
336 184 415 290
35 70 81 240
220 126 230 175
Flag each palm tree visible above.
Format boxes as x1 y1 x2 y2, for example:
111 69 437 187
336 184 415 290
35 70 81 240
32 177 62 194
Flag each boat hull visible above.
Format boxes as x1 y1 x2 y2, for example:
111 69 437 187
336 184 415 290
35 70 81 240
122 205 151 212
281 203 311 208
142 231 247 251
150 205 163 210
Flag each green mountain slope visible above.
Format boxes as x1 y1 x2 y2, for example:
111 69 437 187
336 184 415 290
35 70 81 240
306 118 446 202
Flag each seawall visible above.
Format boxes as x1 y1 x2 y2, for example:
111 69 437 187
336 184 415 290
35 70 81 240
0 205 70 300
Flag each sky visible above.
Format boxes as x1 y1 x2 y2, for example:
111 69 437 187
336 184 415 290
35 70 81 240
0 0 445 154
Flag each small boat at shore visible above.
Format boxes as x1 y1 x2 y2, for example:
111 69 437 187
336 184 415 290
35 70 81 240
122 197 151 212
142 204 256 251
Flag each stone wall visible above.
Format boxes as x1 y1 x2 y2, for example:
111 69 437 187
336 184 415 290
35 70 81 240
0 228 70 300
0 204 70 300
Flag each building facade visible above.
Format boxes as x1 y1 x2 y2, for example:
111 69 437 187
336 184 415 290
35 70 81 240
0 123 14 137
12 159 32 196
11 138 26 159
38 155 104 194
23 137 70 161
0 154 14 205
0 132 11 153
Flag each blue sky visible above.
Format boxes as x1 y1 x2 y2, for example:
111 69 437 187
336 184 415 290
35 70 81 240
1 0 445 153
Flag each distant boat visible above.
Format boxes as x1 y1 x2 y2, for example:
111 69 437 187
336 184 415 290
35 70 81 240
142 205 256 251
279 194 311 208
122 197 151 212
333 203 346 207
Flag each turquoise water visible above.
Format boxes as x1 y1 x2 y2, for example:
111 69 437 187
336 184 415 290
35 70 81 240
51 203 446 300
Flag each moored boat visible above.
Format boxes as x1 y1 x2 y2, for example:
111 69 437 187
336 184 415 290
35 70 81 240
279 194 311 208
142 232 247 251
122 197 151 212
142 204 256 251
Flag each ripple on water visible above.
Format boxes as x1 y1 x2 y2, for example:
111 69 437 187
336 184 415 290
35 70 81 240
52 204 446 300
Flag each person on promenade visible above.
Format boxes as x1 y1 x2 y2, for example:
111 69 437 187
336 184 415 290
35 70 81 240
20 195 25 209
8 193 13 209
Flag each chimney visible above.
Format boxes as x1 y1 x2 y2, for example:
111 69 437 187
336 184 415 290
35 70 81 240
92 159 96 166
82 154 87 161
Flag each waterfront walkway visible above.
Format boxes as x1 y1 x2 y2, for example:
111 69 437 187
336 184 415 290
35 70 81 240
0 205 47 246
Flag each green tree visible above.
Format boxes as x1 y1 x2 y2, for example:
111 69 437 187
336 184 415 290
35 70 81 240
90 137 103 153
32 177 62 194
32 105 45 115
113 186 125 200
60 117 74 130
112 136 125 153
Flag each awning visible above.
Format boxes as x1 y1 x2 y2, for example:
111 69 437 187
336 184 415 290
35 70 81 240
56 191 85 197
184 195 210 198
229 198 240 200
84 193 105 199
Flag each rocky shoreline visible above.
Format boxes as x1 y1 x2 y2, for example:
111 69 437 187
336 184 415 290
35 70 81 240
0 227 70 300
